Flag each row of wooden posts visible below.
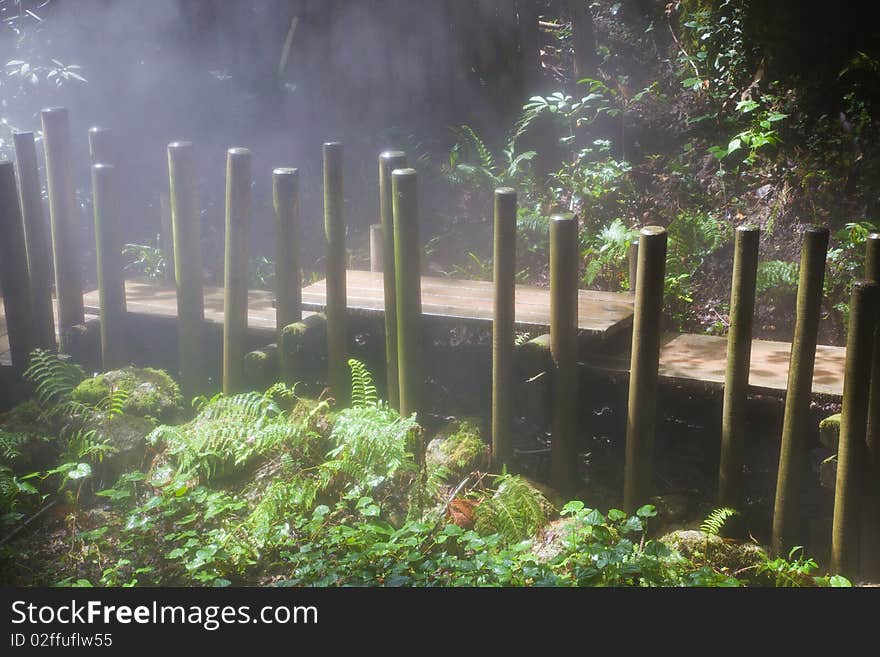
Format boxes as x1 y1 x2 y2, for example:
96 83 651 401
0 107 877 576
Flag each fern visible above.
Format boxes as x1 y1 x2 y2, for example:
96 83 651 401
0 429 31 462
756 260 799 296
700 507 739 537
348 359 378 408
23 349 86 407
323 404 418 496
473 474 552 544
450 124 496 173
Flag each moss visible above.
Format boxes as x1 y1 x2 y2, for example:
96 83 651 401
426 417 490 482
660 530 766 575
71 367 183 423
819 413 841 451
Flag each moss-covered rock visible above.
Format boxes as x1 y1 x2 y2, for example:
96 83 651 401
425 418 490 482
90 413 156 482
72 367 183 423
820 454 837 489
0 400 58 472
280 314 326 382
660 529 766 574
244 344 279 390
819 413 841 451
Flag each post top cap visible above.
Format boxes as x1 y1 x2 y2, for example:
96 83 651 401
88 125 110 133
391 167 417 177
273 166 299 176
735 224 760 233
227 147 250 157
550 213 576 222
380 149 406 160
40 106 67 115
803 224 830 235
91 162 114 170
640 225 666 237
495 187 517 196
868 233 880 241
168 140 193 150
323 141 343 149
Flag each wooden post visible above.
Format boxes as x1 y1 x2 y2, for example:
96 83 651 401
90 163 126 370
628 239 639 294
324 142 348 406
718 225 760 507
159 193 175 284
831 280 879 577
41 107 84 342
492 187 517 470
550 213 579 493
0 161 34 370
88 126 114 164
223 147 251 394
623 225 668 513
273 167 302 348
865 233 880 467
370 224 383 272
380 150 407 410
771 226 829 556
862 233 880 578
392 167 422 418
167 141 204 398
12 131 56 351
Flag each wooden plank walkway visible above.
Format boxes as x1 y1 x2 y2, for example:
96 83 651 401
584 332 846 398
301 269 634 338
3 275 847 398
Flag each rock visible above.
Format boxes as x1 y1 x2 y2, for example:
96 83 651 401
819 413 841 451
820 454 837 489
660 529 766 573
71 367 183 423
89 413 155 483
425 418 489 482
244 344 279 389
0 400 59 472
280 314 326 382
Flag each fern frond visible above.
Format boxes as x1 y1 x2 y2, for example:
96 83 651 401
473 474 552 544
700 507 739 537
348 359 378 408
23 349 86 407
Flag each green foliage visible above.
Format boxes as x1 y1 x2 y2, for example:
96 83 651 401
473 474 552 544
122 238 166 282
755 546 851 588
755 259 799 297
583 218 639 289
665 212 726 327
700 507 739 537
23 349 86 407
348 358 378 409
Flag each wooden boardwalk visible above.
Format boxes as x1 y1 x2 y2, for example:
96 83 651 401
2 274 847 398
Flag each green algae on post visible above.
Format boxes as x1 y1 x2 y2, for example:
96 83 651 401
167 141 205 399
273 167 302 344
771 226 829 556
379 150 407 410
624 225 667 513
549 213 579 494
90 163 127 370
13 131 56 351
392 167 422 419
831 280 879 577
222 147 252 395
492 187 517 470
718 225 760 508
0 161 34 370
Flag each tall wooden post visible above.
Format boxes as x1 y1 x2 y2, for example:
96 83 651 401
41 107 84 342
718 225 760 507
13 131 56 351
90 163 126 370
549 213 579 493
771 226 829 556
862 233 880 578
380 150 406 410
492 187 517 469
831 280 879 577
88 126 114 164
370 224 383 272
628 239 639 294
167 141 205 398
865 233 880 468
324 142 348 406
273 167 302 345
623 225 668 512
392 167 422 419
223 147 251 394
0 161 34 370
